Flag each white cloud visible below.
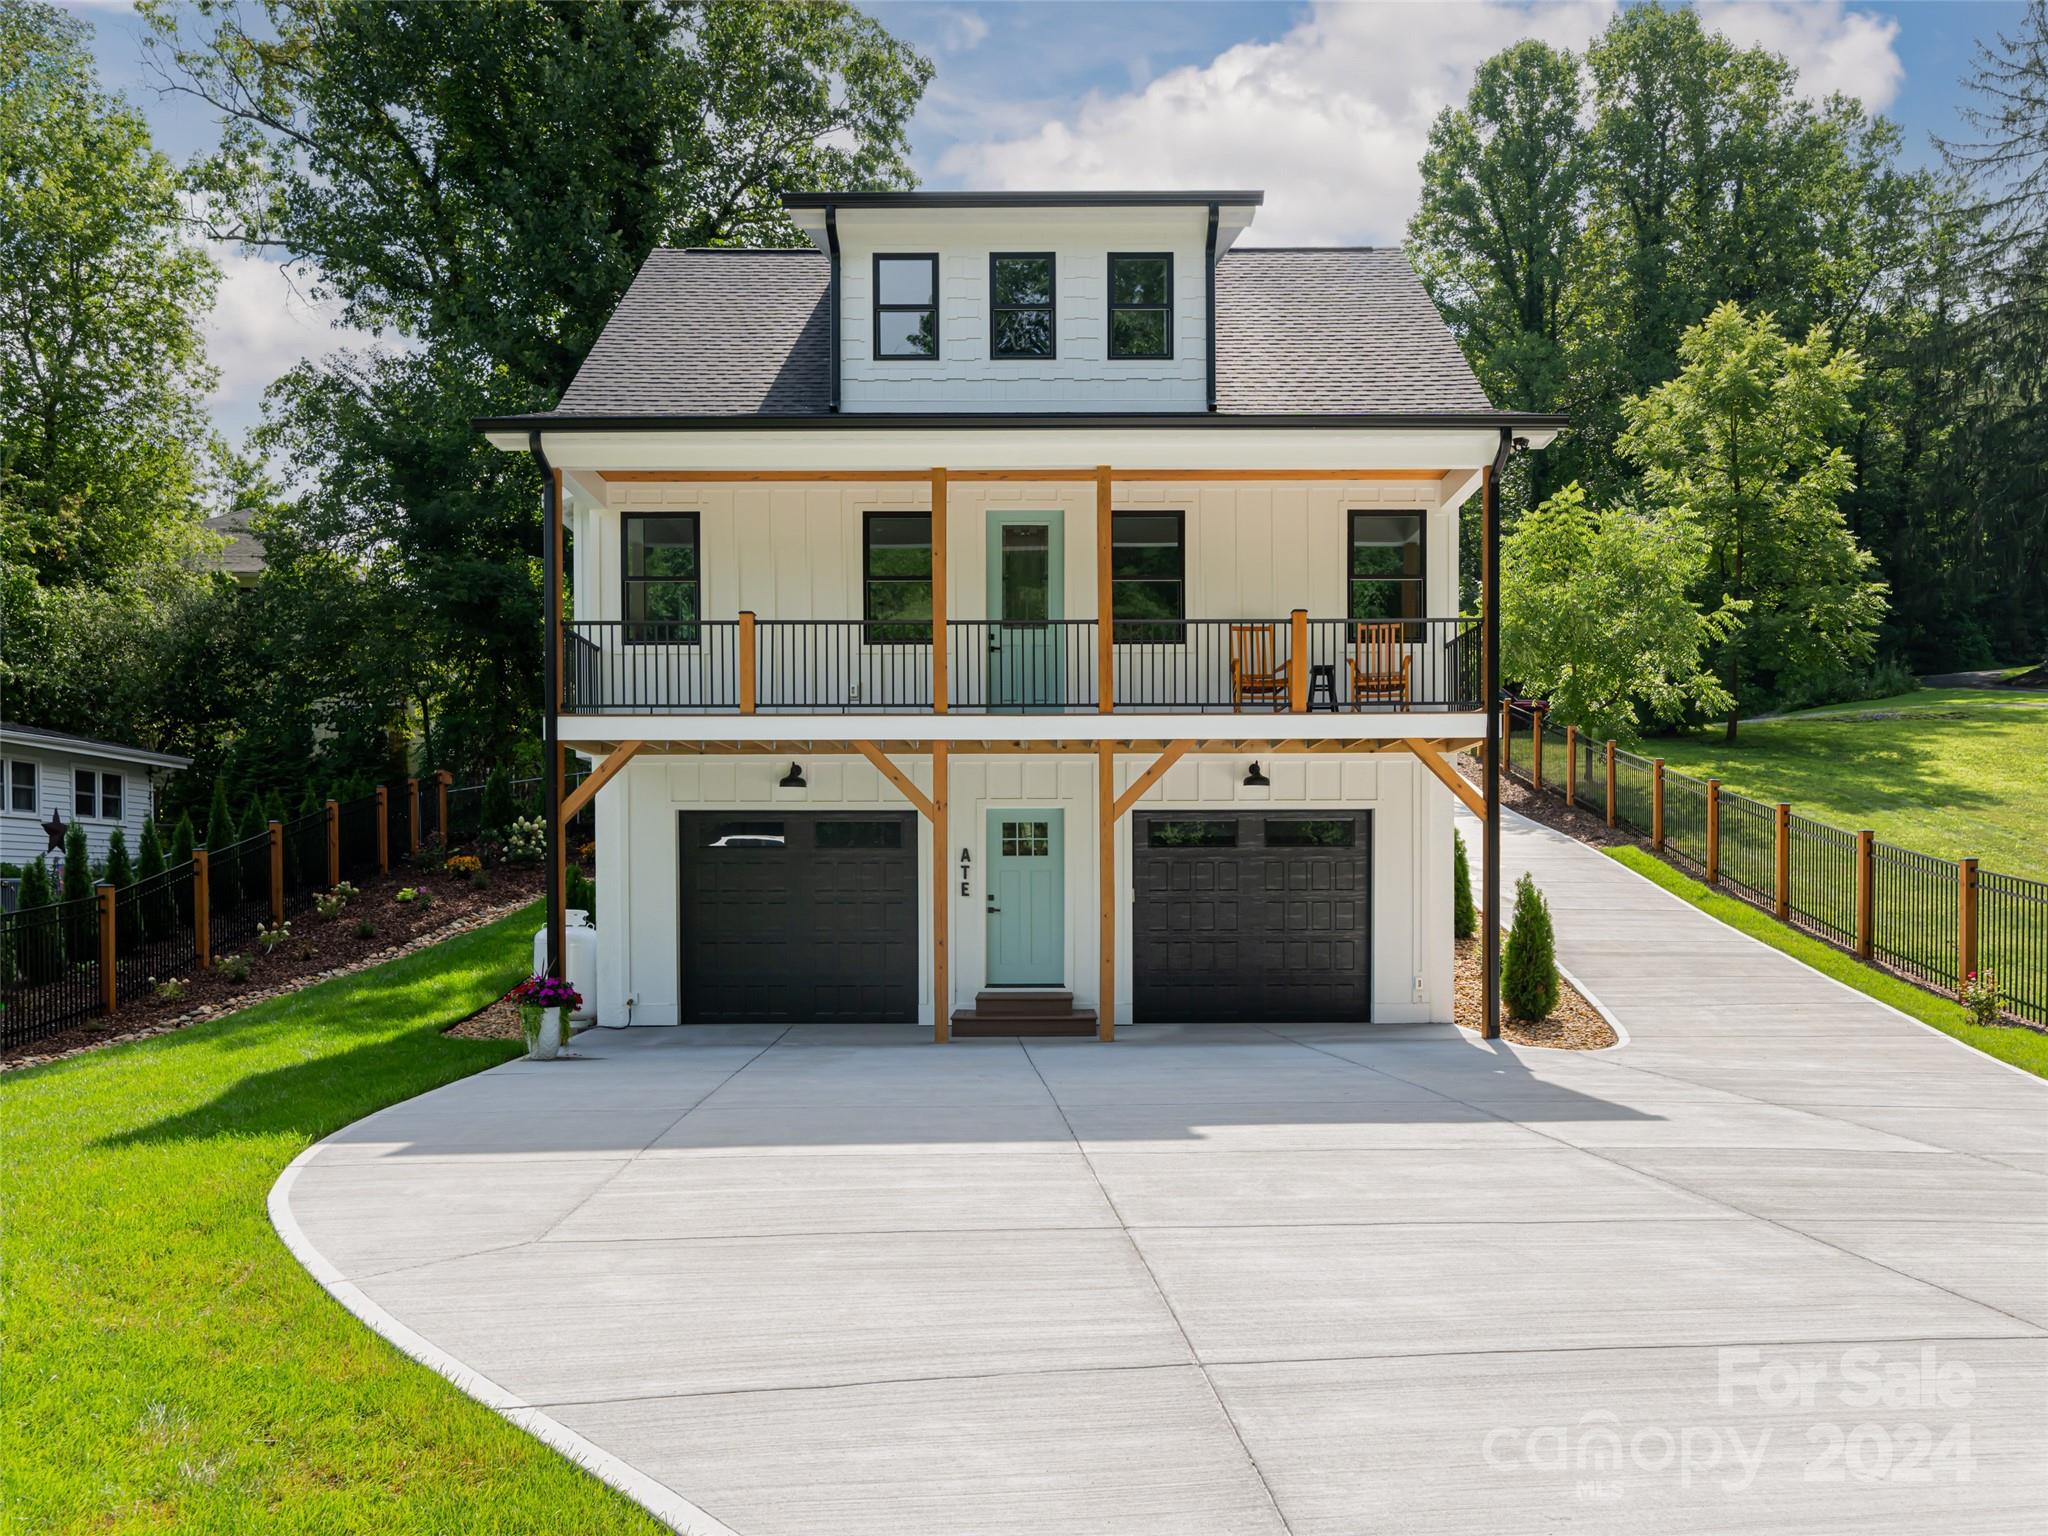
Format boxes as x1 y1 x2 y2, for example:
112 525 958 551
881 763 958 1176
937 1 1907 246
201 246 381 427
932 7 990 54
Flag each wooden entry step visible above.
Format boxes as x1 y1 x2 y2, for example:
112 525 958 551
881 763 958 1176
951 990 1098 1037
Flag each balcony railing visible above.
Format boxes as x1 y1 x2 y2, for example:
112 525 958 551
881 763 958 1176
562 616 1481 716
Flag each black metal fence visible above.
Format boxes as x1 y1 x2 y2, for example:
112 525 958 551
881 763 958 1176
1503 701 2047 1026
1 768 571 1055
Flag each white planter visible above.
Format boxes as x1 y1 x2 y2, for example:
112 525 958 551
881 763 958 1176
524 1005 565 1061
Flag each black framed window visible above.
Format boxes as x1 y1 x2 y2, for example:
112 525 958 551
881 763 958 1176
874 254 938 359
705 821 786 848
1109 253 1173 359
623 512 700 644
1348 511 1425 625
73 768 96 819
1147 818 1236 848
1265 818 1355 847
1111 511 1184 644
815 820 904 850
863 512 932 644
6 760 34 813
990 253 1055 359
99 772 123 821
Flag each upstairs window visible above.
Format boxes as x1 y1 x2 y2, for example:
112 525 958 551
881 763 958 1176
74 769 122 821
873 254 938 359
1111 511 1184 644
990 253 1055 359
1348 512 1425 624
863 512 932 644
6 760 34 813
1108 253 1173 359
623 513 700 644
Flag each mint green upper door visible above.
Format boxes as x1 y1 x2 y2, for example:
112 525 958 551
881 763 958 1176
986 512 1064 709
985 809 1065 986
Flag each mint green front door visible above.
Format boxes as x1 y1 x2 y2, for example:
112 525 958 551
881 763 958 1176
985 511 1065 709
985 809 1065 986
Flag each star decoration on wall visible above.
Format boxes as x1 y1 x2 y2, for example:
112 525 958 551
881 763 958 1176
42 809 67 852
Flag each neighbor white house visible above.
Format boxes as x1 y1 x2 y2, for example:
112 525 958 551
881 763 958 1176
479 189 1561 1039
0 723 189 870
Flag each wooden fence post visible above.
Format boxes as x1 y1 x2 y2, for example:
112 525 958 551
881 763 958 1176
193 848 212 969
1604 740 1617 828
1705 780 1721 886
738 611 757 715
1288 610 1309 713
406 777 421 856
435 771 451 845
1774 803 1791 919
1855 830 1875 959
97 883 118 1015
1564 724 1577 807
375 786 390 875
268 819 285 926
1500 700 1514 775
1651 759 1666 850
325 799 341 888
1531 704 1545 794
1957 857 1979 994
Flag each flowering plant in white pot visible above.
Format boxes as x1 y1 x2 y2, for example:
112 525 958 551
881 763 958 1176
510 974 582 1061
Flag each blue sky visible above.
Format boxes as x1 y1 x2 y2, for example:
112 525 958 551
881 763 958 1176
65 0 2027 443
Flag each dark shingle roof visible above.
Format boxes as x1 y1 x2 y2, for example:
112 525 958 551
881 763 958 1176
548 245 1492 418
1213 248 1492 413
557 249 831 417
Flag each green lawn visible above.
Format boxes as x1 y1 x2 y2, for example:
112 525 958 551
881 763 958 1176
1607 846 2048 1080
0 903 667 1536
1649 687 2048 882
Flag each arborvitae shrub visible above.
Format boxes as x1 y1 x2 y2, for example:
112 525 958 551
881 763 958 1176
1502 873 1560 1022
137 819 171 940
204 778 239 909
14 857 61 981
480 767 517 836
1453 828 1477 941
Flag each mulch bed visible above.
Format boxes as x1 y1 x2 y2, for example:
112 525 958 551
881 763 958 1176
444 991 526 1041
1452 934 1618 1049
3 864 549 1072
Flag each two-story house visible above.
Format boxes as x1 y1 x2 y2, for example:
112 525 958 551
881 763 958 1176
478 189 1562 1041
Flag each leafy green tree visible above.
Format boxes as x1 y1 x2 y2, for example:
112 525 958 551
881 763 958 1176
168 810 195 927
1502 483 1741 742
0 0 221 589
1452 829 1477 942
203 778 239 910
236 798 267 911
480 766 517 837
1621 304 1886 737
136 818 170 941
103 828 137 953
1502 874 1560 1022
60 821 92 961
13 856 60 982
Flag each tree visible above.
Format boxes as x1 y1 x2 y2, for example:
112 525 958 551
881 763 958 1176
137 818 170 941
1452 829 1477 942
204 778 238 909
59 820 92 961
0 0 221 589
235 797 266 911
13 856 60 982
480 766 517 836
103 828 136 953
1502 874 1560 1022
1501 483 1740 742
168 810 194 927
1620 305 1886 738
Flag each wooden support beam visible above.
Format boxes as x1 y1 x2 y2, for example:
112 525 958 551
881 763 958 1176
597 468 1456 486
1096 467 1114 714
1289 609 1309 712
932 469 949 714
1112 740 1194 821
850 740 937 821
562 740 645 822
932 741 949 1043
1098 741 1115 1042
1400 738 1485 819
738 612 757 714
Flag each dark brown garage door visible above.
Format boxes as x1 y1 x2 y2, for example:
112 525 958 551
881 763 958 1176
1132 812 1370 1024
679 812 917 1023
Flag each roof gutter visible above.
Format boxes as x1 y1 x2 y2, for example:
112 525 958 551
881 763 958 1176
825 205 841 414
474 410 1570 434
1204 201 1220 413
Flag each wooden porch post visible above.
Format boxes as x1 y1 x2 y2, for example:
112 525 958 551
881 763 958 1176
97 883 118 1015
268 819 285 925
931 469 949 713
1288 610 1309 712
932 741 949 1042
1095 467 1114 713
737 612 757 714
1097 740 1115 1040
1774 803 1792 919
1855 830 1875 958
325 799 341 888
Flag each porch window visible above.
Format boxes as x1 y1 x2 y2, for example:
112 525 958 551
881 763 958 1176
990 253 1055 359
1108 253 1173 359
1111 511 1184 644
6 760 33 813
874 254 938 359
623 513 700 644
863 512 932 644
1348 511 1425 624
74 769 121 820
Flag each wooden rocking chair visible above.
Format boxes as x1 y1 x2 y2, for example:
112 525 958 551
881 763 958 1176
1349 622 1411 707
1229 623 1292 711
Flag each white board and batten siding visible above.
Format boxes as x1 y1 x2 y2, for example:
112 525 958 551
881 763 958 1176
0 732 185 870
595 749 1453 1029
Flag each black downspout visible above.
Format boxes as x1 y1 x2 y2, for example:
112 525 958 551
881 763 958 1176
1204 202 1220 412
1481 427 1514 1037
825 206 841 414
532 430 564 980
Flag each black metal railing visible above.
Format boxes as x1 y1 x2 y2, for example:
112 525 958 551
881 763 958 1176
0 892 100 1049
757 620 934 712
562 620 741 713
950 621 1100 712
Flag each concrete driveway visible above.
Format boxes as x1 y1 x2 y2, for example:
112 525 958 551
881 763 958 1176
276 812 2048 1534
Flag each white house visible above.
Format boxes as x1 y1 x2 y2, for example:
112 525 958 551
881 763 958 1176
0 723 189 871
479 189 1563 1039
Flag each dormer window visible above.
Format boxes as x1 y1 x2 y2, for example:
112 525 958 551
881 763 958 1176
1108 253 1173 360
874 254 938 359
990 253 1055 359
